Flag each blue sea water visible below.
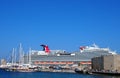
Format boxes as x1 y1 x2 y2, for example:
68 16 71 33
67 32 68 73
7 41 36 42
0 69 119 78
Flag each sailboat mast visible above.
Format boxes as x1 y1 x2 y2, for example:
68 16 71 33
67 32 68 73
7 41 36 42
19 43 24 65
14 48 16 65
29 48 31 65
12 48 14 65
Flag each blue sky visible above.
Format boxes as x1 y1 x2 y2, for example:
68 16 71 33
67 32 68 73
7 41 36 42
0 0 120 58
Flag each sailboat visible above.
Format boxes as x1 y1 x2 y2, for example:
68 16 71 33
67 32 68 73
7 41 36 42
6 44 39 72
16 47 38 72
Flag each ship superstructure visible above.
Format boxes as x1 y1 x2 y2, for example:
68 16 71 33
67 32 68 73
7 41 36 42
24 44 116 66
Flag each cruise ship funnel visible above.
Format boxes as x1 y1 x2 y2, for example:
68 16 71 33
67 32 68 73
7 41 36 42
40 44 50 53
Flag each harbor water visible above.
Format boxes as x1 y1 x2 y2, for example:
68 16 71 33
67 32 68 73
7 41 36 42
0 69 120 78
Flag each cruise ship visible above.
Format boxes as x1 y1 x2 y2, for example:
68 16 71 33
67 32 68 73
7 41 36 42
24 44 116 66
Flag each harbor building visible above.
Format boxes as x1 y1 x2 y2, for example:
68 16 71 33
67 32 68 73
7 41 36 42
0 59 6 65
92 55 120 72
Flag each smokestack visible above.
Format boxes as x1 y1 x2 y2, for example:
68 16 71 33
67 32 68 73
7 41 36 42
40 44 50 53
